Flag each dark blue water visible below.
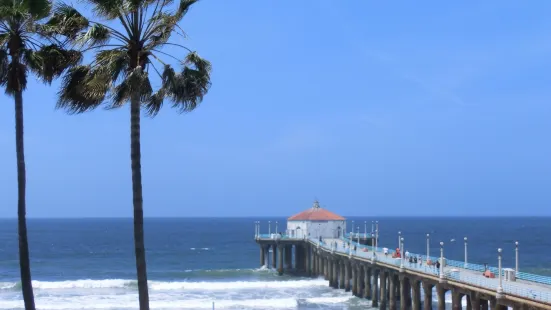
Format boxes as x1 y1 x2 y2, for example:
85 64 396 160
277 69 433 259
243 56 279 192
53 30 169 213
0 217 549 309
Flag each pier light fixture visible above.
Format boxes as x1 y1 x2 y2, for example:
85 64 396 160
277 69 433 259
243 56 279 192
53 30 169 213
515 241 519 275
255 221 258 238
352 220 355 236
439 241 444 280
426 234 430 259
497 248 503 296
371 221 374 234
464 237 468 267
400 237 405 270
364 221 367 239
268 221 271 235
398 231 401 249
275 221 278 234
356 227 360 244
375 221 379 249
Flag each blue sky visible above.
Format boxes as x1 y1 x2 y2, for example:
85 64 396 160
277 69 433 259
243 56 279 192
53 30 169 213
1 0 551 218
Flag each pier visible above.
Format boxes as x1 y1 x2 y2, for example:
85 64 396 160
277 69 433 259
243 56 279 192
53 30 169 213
254 202 551 310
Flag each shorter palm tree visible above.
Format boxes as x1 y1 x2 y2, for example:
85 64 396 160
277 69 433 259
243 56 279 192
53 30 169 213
0 1 81 309
48 1 211 309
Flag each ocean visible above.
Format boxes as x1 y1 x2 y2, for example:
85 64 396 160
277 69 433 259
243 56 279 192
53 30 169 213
0 217 550 309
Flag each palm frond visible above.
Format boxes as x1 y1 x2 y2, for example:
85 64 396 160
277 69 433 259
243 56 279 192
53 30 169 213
86 0 124 20
45 3 89 39
21 49 42 74
110 66 151 107
161 52 211 113
174 0 197 21
5 62 27 94
0 48 9 85
94 49 129 83
76 23 111 47
57 65 107 113
35 44 82 83
21 0 52 20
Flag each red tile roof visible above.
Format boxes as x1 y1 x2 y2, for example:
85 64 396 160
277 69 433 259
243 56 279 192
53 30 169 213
287 201 345 221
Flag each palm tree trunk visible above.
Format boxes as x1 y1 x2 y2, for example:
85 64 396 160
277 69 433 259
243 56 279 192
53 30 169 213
130 93 150 310
15 90 36 310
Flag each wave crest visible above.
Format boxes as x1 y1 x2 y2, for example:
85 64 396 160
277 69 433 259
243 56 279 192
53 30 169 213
0 278 326 291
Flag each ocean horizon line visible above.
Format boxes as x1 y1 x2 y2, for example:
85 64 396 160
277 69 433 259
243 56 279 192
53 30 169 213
0 215 549 220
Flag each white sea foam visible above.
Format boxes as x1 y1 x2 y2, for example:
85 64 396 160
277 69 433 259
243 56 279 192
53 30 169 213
150 278 327 291
0 296 356 309
0 279 354 310
1 278 327 291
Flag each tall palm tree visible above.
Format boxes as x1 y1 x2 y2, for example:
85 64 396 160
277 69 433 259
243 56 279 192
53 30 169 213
0 1 81 309
50 1 211 309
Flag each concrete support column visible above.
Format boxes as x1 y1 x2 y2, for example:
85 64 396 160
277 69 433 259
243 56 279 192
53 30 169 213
295 246 301 271
271 245 277 269
260 245 266 267
372 269 379 307
299 246 308 271
339 262 345 289
436 285 446 310
489 298 496 310
469 292 480 310
304 245 310 275
277 245 284 275
451 289 462 310
328 259 333 287
351 264 357 296
512 303 525 310
344 262 351 292
466 294 472 310
284 245 293 270
405 278 412 308
411 279 421 310
323 257 330 281
358 266 365 297
379 270 387 310
364 267 372 299
399 276 407 310
494 304 507 310
389 273 396 310
311 252 317 275
422 282 433 310
332 260 339 288
480 299 489 310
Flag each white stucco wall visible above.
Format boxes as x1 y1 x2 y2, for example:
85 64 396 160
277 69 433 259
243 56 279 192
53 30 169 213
287 220 346 239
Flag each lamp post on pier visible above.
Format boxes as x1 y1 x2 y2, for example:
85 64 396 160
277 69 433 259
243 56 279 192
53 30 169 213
497 248 504 298
275 221 278 234
356 227 360 245
364 221 367 239
398 231 401 249
268 221 271 235
375 221 379 248
426 234 430 259
464 237 468 267
371 221 374 236
439 242 445 281
515 241 519 275
255 221 258 238
400 237 405 271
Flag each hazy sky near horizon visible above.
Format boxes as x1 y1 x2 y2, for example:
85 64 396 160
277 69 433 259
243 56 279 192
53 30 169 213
1 0 551 218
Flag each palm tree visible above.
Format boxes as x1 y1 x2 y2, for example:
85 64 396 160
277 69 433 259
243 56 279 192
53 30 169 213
0 1 81 309
50 1 211 309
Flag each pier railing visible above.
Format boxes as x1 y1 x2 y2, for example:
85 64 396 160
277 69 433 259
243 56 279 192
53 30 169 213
341 235 551 286
312 237 551 304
